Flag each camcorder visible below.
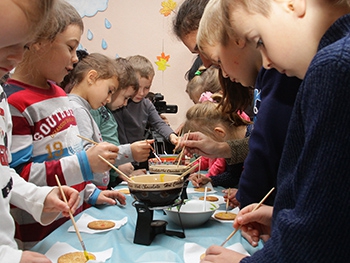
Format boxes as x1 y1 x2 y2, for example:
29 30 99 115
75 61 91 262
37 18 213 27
152 93 178 114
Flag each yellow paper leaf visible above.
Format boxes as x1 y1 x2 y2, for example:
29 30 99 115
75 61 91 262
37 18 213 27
160 0 177 17
155 58 170 71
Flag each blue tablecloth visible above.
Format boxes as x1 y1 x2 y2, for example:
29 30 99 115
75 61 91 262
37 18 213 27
31 184 262 262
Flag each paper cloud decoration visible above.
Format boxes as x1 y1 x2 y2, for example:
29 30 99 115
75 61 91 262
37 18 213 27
66 0 109 18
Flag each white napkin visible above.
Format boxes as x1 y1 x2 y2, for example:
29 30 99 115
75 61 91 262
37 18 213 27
68 213 128 233
187 182 216 194
45 241 112 263
183 242 250 263
212 207 240 223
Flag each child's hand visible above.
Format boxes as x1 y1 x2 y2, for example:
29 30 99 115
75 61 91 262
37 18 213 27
201 245 247 263
86 142 119 173
189 173 211 187
234 204 273 246
130 169 147 176
130 140 154 162
43 186 80 217
118 162 135 175
20 251 51 263
222 188 240 208
169 133 178 145
96 190 127 206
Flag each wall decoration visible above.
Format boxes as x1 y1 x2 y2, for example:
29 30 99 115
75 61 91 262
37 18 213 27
68 0 109 17
156 52 171 71
67 0 111 50
160 0 177 17
87 29 93 41
63 0 195 133
156 0 177 72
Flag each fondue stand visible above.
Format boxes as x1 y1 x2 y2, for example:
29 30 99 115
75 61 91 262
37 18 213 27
131 178 189 246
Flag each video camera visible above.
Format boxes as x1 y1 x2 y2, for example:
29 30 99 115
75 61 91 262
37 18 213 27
152 93 178 114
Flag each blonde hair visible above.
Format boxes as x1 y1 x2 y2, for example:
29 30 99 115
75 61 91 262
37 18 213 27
35 0 83 42
69 53 119 86
19 0 83 69
186 66 222 102
115 57 139 92
14 0 56 41
127 55 155 80
197 0 230 55
221 0 350 20
183 97 246 141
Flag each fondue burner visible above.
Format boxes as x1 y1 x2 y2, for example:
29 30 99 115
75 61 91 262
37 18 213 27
133 180 189 246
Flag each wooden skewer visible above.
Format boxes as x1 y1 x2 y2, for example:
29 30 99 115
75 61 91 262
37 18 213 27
146 139 162 163
173 131 188 163
173 133 182 154
77 134 98 145
54 175 90 261
220 187 275 247
186 156 202 168
178 163 199 180
98 155 134 183
225 188 230 214
176 130 191 166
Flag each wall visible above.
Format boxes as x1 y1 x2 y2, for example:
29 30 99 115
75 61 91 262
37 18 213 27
67 0 196 131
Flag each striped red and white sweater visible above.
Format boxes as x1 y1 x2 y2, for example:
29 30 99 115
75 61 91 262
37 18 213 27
4 79 100 249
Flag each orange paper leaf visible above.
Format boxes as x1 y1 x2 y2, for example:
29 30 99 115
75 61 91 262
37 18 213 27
157 52 170 62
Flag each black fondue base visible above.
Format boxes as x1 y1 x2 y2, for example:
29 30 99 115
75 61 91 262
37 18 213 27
130 187 183 207
133 179 189 245
133 201 185 245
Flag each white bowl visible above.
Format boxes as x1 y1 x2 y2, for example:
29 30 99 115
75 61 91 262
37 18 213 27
164 200 219 228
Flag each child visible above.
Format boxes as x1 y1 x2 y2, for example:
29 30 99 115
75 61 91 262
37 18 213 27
3 0 125 249
185 95 250 189
184 67 226 179
113 55 178 169
182 0 301 208
201 0 350 262
0 0 81 262
90 56 141 187
68 54 152 187
173 0 250 166
186 66 222 104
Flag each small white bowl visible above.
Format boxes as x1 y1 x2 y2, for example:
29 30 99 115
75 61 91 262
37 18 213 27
164 200 219 228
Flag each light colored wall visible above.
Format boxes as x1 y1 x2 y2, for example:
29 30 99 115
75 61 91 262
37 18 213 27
67 0 196 131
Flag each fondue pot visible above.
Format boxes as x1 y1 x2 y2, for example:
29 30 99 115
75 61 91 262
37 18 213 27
148 164 188 175
128 174 188 245
128 174 184 207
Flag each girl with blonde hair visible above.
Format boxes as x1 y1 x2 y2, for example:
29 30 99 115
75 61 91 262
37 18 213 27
185 94 250 189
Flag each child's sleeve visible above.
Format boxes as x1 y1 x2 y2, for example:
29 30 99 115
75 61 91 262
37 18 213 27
206 158 226 177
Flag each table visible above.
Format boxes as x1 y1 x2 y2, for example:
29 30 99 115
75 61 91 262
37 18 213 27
31 183 262 262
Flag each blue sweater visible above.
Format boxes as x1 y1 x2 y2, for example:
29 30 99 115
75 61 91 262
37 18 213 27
242 14 350 263
237 68 301 207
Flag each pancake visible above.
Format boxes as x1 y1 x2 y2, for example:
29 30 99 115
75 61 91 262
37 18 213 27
87 220 115 230
57 252 96 263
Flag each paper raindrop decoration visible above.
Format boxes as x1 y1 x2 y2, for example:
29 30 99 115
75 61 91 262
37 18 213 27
87 29 93 40
105 18 111 29
102 39 108 50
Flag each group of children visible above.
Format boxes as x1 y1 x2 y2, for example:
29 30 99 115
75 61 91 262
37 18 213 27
2 0 350 262
1 0 81 262
174 0 350 262
0 0 180 261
